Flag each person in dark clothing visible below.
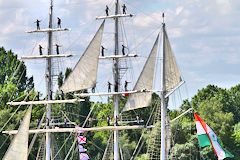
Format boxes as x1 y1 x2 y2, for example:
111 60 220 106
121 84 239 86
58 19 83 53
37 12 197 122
26 91 30 101
60 90 65 100
57 17 61 28
115 116 118 126
36 119 40 127
108 81 112 92
105 5 110 16
49 90 53 100
36 92 40 101
114 81 119 92
55 44 61 55
122 4 127 14
101 46 106 56
35 19 41 30
122 44 126 55
107 116 110 126
124 80 129 91
89 117 93 128
92 84 96 93
39 45 43 55
47 118 50 126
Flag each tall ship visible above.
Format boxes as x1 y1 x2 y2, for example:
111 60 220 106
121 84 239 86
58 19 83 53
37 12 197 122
1 0 191 160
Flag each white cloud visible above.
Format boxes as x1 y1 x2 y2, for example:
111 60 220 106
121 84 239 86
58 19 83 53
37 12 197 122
176 6 183 15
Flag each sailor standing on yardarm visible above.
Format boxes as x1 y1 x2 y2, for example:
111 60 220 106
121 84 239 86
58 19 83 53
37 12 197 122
101 46 106 56
57 17 61 28
105 5 110 16
39 45 43 55
55 44 61 55
122 44 127 55
35 19 41 30
122 4 127 14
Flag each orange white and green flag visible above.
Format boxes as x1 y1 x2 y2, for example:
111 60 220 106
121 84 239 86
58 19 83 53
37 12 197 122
194 112 234 160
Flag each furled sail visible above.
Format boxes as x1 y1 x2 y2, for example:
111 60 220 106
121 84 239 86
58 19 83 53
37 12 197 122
122 35 159 112
164 29 182 92
3 105 32 160
60 21 105 93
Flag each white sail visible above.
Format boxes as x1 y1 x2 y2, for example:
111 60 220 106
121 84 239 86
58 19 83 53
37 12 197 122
3 105 32 160
164 30 182 91
122 35 159 112
60 21 105 93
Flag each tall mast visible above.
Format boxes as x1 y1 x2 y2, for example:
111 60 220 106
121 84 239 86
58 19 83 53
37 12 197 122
160 14 166 160
113 0 119 159
46 0 53 159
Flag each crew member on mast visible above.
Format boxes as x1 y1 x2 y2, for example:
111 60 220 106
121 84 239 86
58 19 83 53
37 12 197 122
39 45 43 55
35 19 41 30
101 46 106 56
114 81 119 92
115 116 118 126
26 91 30 101
49 90 53 100
124 80 129 91
92 83 96 93
105 5 110 16
60 90 65 100
57 17 61 28
55 44 61 55
122 44 127 55
122 4 127 14
36 92 40 101
108 81 112 92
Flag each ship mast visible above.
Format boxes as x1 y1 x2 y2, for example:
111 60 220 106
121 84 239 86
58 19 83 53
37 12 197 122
160 14 166 160
113 0 119 159
46 0 53 159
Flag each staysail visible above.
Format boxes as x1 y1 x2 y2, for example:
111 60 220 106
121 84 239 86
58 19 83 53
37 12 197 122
3 105 32 160
164 29 182 92
122 35 159 112
60 21 105 93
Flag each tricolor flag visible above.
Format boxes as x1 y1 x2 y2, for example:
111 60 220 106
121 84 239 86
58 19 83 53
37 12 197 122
77 135 87 144
78 145 87 152
79 153 89 160
194 112 234 160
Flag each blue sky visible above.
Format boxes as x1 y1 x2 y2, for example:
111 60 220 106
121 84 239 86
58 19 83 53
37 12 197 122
0 0 240 108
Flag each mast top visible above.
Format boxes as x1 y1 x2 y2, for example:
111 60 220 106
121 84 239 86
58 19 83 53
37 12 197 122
162 12 165 26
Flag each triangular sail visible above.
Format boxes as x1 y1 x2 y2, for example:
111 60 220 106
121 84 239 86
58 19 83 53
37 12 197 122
3 105 32 160
122 35 159 112
164 29 182 91
60 21 105 93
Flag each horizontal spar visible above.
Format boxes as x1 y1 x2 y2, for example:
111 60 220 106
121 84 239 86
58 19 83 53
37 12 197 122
96 14 133 20
3 125 154 134
75 90 139 97
75 90 161 97
99 54 138 59
7 99 84 106
21 54 73 59
26 28 70 33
